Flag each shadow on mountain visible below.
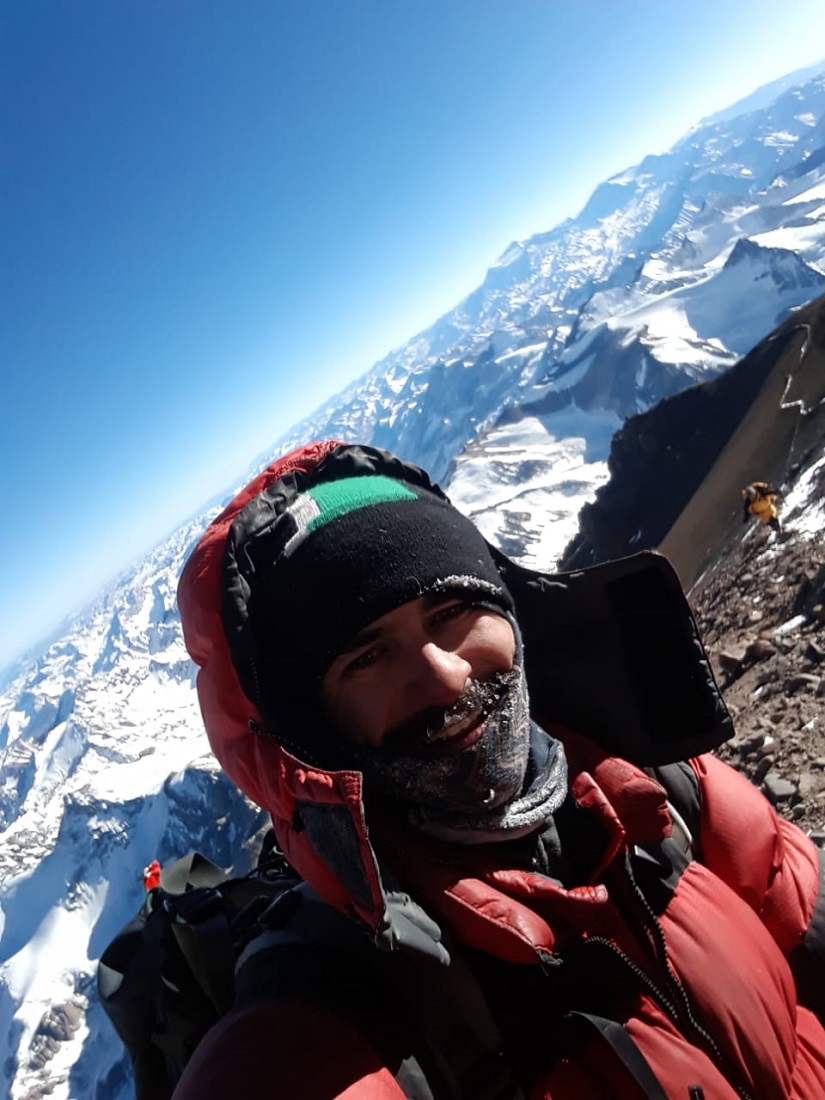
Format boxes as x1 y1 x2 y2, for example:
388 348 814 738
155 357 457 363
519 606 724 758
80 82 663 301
560 292 825 590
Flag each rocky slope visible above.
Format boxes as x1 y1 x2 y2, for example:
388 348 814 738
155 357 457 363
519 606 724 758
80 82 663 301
692 463 825 834
561 292 825 575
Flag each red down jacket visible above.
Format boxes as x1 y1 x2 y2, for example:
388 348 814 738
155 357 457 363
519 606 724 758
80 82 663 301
175 441 825 1099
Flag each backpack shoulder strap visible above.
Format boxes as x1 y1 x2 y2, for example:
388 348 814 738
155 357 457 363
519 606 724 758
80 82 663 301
645 761 701 857
566 1013 669 1099
234 886 523 1099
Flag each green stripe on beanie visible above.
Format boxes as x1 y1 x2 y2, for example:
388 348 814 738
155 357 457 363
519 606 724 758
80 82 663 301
306 476 416 531
281 476 418 559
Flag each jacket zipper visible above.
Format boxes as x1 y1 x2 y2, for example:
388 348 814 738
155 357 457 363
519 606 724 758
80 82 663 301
582 858 755 1100
381 842 756 1097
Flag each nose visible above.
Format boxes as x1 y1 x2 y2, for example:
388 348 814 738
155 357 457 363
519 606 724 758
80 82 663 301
408 642 472 707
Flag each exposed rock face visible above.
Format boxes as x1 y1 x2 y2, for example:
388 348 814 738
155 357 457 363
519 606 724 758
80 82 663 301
691 485 825 832
28 1003 84 1071
561 292 825 586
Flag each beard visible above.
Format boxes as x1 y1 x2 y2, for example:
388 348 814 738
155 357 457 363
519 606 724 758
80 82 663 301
349 663 532 818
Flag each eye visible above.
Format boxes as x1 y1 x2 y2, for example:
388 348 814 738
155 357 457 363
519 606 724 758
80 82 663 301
430 600 476 627
342 646 380 676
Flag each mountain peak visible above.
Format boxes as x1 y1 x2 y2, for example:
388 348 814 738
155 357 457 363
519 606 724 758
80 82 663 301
4 63 825 1098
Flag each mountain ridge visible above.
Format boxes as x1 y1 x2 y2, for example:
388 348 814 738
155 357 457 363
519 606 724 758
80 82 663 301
561 294 825 579
3 64 825 1097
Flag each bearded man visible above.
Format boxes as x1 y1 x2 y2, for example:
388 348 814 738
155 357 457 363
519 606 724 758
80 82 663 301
173 440 825 1099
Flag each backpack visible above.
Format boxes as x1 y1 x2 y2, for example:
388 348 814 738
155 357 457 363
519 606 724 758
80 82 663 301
98 843 303 1100
100 839 537 1099
99 765 700 1100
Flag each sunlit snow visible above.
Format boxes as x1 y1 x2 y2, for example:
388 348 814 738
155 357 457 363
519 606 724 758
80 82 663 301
2 61 825 1100
447 411 617 570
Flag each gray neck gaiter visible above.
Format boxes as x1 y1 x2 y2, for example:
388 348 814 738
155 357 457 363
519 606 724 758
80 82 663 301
349 630 568 844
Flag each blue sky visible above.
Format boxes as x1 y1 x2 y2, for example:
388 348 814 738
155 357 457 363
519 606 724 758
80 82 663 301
2 1 824 671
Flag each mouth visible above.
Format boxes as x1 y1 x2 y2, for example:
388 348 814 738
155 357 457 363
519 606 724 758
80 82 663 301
377 668 518 763
421 708 486 757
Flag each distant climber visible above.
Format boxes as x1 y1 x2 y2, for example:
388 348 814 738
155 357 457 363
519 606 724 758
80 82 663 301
142 859 161 891
742 481 782 533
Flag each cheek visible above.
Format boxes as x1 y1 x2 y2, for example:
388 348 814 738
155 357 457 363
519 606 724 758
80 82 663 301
323 679 389 747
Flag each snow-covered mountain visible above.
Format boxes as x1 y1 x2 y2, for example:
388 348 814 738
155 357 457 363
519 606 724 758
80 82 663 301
275 62 825 565
2 63 825 1099
0 518 268 1099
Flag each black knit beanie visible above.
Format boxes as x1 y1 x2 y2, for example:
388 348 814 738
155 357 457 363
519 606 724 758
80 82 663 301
242 473 514 761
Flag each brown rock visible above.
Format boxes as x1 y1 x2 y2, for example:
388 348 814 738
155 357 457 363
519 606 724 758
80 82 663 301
756 667 779 687
786 673 821 695
745 638 776 662
753 757 773 782
736 732 767 753
763 773 799 804
798 772 818 798
27 1002 83 1072
717 648 745 677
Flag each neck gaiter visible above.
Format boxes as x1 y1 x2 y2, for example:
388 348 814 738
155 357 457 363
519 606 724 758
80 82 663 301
349 629 568 844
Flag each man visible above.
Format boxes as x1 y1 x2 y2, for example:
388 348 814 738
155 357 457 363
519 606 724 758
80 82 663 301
174 440 825 1098
742 481 782 533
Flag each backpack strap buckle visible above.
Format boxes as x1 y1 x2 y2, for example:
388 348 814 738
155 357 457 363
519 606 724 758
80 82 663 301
170 887 224 926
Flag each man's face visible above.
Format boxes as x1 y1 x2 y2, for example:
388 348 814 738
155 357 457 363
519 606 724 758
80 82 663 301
321 594 516 753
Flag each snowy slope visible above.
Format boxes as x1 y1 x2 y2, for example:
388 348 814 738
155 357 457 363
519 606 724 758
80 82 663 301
261 65 825 564
0 517 267 1098
446 408 619 570
3 62 825 1098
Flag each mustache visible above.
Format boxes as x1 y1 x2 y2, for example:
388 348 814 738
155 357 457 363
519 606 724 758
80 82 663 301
376 668 520 761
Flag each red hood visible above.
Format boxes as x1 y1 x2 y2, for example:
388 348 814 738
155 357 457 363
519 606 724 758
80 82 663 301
178 441 384 929
178 438 336 799
177 440 729 949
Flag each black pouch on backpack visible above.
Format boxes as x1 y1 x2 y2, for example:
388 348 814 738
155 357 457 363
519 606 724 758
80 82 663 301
98 848 301 1100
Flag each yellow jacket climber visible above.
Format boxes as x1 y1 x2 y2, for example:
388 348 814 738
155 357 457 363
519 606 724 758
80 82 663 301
742 481 781 532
